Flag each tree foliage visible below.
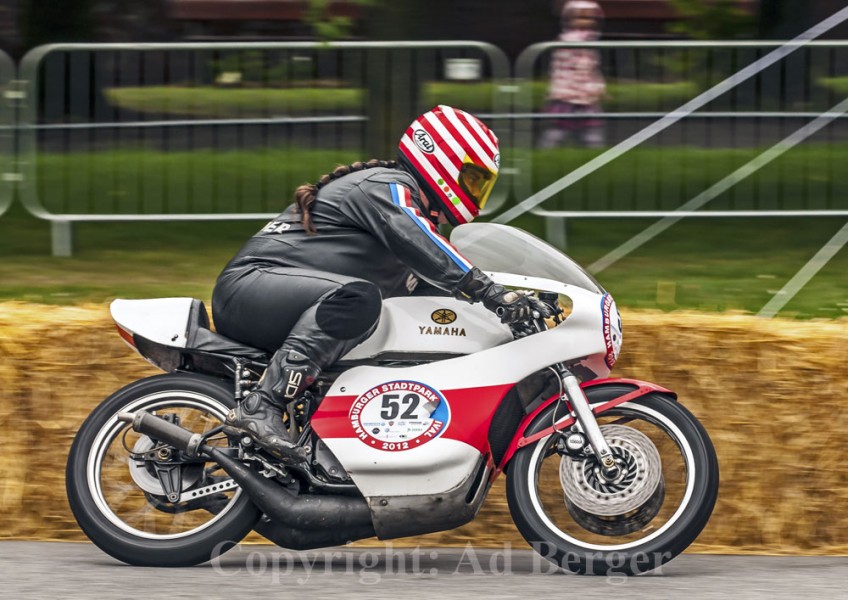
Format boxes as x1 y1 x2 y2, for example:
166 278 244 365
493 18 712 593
667 0 757 39
305 0 375 40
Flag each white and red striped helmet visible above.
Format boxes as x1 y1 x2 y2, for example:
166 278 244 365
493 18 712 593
398 105 500 225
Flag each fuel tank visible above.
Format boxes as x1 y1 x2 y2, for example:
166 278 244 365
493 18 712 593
342 296 512 361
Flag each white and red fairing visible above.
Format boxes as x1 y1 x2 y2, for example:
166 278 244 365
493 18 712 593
110 224 629 509
312 267 622 500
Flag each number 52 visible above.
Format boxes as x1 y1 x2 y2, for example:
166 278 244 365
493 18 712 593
380 393 420 420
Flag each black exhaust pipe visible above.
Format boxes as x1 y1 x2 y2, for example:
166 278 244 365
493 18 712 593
119 411 376 537
253 518 376 551
207 447 375 532
119 410 206 457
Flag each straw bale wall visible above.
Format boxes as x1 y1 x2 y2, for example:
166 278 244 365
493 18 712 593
1 302 846 554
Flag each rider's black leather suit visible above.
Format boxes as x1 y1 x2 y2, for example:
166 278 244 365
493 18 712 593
212 166 488 369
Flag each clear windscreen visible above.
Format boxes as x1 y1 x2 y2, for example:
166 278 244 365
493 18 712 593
450 223 605 294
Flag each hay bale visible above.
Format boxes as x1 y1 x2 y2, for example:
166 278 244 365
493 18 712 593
0 302 158 539
1 302 846 554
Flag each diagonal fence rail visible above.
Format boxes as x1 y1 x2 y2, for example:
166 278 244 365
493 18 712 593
588 96 848 274
500 3 848 228
2 31 848 317
506 40 848 248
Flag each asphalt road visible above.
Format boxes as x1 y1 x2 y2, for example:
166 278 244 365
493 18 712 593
1 542 846 599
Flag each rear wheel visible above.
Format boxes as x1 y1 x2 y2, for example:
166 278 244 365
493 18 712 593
66 373 262 566
506 390 718 575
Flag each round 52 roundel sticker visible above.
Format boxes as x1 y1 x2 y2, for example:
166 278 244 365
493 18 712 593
349 381 450 452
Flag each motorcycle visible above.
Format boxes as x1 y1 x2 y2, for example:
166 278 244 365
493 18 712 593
66 222 718 575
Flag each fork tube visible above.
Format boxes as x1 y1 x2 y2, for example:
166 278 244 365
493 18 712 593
557 367 619 477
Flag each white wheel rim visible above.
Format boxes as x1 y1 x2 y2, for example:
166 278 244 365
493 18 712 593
526 401 696 552
86 391 243 540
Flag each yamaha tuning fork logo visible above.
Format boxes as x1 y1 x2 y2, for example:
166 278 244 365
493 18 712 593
349 381 450 452
431 308 457 324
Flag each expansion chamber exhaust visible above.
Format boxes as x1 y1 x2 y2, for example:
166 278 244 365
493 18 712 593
118 411 376 549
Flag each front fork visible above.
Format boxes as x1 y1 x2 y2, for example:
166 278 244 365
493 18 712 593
522 303 618 480
552 363 620 480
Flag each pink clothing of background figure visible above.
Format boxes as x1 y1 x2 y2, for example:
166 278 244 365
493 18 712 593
539 0 606 149
548 27 605 106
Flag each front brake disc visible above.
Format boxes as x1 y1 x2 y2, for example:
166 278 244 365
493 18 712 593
559 424 663 517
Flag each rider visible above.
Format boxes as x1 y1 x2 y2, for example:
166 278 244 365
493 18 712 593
213 105 546 462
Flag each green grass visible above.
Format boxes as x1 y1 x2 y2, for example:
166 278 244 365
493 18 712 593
104 80 703 118
30 145 848 216
2 206 846 319
0 202 258 305
561 217 848 318
3 145 847 318
30 148 362 215
605 81 700 110
529 145 848 213
104 86 366 118
817 76 848 96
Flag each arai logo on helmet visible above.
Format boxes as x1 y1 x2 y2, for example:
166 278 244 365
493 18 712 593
493 153 500 169
413 130 435 154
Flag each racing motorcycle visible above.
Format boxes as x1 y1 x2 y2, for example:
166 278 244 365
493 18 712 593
66 222 718 575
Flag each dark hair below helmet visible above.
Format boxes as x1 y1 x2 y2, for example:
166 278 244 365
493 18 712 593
398 105 500 226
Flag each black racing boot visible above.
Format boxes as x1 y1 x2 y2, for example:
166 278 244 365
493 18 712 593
227 350 320 463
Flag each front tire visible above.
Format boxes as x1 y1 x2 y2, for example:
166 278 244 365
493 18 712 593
506 390 718 575
66 373 262 567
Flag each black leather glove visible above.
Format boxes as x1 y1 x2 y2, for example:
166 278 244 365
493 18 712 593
482 286 551 324
454 268 551 325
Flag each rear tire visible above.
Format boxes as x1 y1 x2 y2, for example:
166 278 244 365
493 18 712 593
506 390 718 575
66 373 262 567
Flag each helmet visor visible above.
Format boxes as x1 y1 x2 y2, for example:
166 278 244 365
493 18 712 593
458 163 497 210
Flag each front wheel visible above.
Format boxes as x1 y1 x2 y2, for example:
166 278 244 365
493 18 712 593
506 391 718 575
66 373 262 567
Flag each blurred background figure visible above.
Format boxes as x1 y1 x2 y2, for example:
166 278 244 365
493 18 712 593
538 0 606 149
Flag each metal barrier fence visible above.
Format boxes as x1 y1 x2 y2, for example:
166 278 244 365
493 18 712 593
512 41 848 245
0 50 14 217
5 40 848 254
15 42 511 255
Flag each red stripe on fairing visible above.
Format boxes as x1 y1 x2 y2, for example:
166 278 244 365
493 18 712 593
310 394 358 439
311 384 514 453
115 324 136 348
441 384 513 451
